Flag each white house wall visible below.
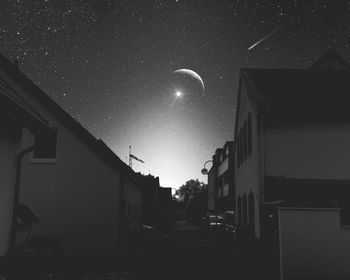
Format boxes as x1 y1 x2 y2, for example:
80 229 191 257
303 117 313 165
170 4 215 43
20 126 121 253
264 124 350 180
235 78 260 237
278 208 350 280
123 177 142 231
0 65 126 253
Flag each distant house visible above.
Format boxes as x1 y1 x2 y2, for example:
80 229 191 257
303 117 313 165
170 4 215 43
135 173 172 228
158 187 172 208
0 52 143 255
135 173 160 226
0 67 50 256
234 50 350 278
207 141 235 213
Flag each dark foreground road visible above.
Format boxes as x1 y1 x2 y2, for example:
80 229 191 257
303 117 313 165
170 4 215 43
127 220 278 280
0 220 278 280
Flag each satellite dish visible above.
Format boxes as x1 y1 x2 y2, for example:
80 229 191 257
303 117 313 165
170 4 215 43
201 168 208 175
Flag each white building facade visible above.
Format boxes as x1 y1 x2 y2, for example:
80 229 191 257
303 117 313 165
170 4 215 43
0 58 50 255
0 52 143 255
234 50 350 239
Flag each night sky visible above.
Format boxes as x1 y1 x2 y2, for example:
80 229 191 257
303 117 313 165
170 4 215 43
1 0 350 189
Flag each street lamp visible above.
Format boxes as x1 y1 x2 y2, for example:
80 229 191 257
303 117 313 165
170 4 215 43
201 160 213 175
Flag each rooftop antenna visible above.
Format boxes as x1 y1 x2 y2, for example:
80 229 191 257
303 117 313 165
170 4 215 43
129 146 132 168
129 145 145 169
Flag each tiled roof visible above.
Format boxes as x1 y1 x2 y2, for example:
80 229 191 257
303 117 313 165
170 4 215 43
0 52 139 182
244 68 350 126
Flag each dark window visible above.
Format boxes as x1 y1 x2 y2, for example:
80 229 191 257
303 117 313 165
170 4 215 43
217 186 222 199
33 128 58 159
122 200 126 217
127 203 131 217
239 129 243 165
243 194 247 224
236 133 240 168
222 172 229 185
248 191 255 224
243 121 247 161
218 176 223 187
232 153 235 175
237 196 242 225
248 113 252 157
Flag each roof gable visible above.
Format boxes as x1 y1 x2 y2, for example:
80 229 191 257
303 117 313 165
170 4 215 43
0 52 138 182
311 49 350 70
0 69 49 134
245 68 350 127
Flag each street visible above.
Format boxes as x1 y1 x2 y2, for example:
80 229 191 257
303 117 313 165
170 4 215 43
0 219 277 280
122 220 277 280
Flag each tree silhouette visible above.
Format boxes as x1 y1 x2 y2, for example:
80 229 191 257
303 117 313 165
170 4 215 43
175 179 207 206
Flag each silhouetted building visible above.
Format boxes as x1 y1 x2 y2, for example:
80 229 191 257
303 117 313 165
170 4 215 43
207 141 235 213
0 66 50 255
135 173 160 225
135 173 172 228
158 187 172 208
0 52 143 255
234 49 350 278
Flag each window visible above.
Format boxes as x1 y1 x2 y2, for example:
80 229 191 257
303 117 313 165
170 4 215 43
33 128 58 159
132 201 136 217
248 191 255 225
236 133 240 168
237 196 242 224
122 200 126 217
222 172 229 185
137 205 141 217
217 175 223 188
248 113 252 157
217 187 222 199
223 184 229 197
243 121 247 161
239 129 243 165
127 203 131 217
243 194 247 224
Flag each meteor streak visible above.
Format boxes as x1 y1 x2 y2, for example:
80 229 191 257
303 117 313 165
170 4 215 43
20 39 29 44
248 20 291 51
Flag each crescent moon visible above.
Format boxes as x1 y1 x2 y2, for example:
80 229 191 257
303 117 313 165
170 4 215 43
173 69 205 92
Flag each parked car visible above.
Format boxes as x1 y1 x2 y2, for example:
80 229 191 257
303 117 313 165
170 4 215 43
201 211 238 238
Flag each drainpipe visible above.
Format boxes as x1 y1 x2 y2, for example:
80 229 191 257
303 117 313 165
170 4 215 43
117 173 125 251
10 145 35 250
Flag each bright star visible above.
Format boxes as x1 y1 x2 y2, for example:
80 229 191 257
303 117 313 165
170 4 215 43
175 91 182 98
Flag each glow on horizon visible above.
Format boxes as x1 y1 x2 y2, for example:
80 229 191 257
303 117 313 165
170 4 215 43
110 109 211 190
127 129 208 189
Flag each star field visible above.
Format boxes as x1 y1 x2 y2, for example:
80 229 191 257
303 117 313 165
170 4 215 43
1 0 350 188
